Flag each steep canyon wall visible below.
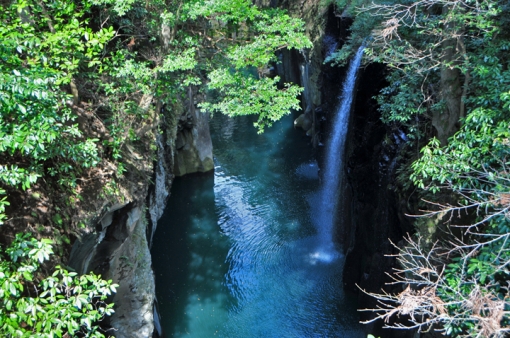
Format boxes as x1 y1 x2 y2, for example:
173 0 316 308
68 92 214 337
315 8 416 338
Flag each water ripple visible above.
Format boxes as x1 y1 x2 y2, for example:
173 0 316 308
154 112 365 338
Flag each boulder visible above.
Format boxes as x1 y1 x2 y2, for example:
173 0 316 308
294 113 313 131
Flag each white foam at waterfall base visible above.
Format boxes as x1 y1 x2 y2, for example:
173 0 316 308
313 45 365 262
308 245 342 265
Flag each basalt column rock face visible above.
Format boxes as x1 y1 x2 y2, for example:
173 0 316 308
276 0 326 145
68 202 156 338
342 64 415 338
173 88 214 176
314 6 355 151
68 97 182 338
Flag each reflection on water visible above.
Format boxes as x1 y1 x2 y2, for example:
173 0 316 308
151 113 364 337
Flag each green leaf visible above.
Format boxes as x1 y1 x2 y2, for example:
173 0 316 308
22 271 32 281
9 282 16 296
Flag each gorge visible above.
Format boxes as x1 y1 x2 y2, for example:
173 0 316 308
151 45 365 336
2 0 508 337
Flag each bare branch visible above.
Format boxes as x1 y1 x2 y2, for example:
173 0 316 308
360 236 510 337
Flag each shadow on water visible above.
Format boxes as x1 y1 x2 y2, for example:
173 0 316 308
151 172 231 337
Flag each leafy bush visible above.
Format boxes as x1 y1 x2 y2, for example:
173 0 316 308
0 188 8 226
0 234 117 337
95 0 312 134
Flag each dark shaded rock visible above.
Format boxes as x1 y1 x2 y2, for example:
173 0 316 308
294 113 313 131
341 63 415 338
173 88 214 177
175 132 185 150
68 203 155 338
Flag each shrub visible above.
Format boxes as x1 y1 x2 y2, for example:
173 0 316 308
0 234 117 337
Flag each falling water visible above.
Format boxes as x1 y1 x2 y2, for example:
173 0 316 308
314 45 364 262
299 50 312 114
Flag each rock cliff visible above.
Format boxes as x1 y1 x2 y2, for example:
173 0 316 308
67 88 213 337
173 88 214 177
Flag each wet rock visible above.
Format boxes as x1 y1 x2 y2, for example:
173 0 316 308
173 88 214 176
341 63 415 338
148 133 171 245
108 208 155 338
294 113 313 131
175 131 186 150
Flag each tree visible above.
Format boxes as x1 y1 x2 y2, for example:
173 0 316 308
0 234 117 337
95 0 312 133
330 0 502 144
0 0 115 191
0 0 312 229
360 234 510 337
361 76 510 336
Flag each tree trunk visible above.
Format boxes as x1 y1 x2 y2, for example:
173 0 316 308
431 7 463 146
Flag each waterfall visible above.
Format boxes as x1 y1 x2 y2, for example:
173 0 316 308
299 50 312 114
313 45 364 263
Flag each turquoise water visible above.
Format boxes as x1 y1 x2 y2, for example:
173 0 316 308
151 113 364 337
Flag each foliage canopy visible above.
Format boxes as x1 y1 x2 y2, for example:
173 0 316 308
0 1 312 334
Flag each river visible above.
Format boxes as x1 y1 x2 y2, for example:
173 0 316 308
152 104 365 337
